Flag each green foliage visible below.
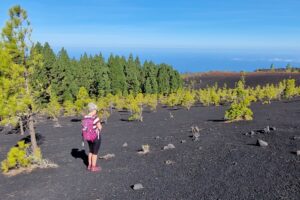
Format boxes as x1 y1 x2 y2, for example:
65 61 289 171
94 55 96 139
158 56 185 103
284 79 296 99
225 79 254 121
51 48 77 102
1 5 41 153
144 94 158 111
127 94 144 121
225 100 253 121
166 93 180 108
197 84 221 106
74 87 92 114
63 100 76 116
263 84 277 104
113 94 126 111
96 97 111 123
270 63 275 72
1 141 30 173
108 55 127 95
44 88 61 120
286 63 292 72
181 90 196 110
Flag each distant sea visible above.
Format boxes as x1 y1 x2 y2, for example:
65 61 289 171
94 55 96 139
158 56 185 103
60 47 300 73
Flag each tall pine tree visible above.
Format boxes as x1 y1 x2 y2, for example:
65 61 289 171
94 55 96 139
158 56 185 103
1 5 43 155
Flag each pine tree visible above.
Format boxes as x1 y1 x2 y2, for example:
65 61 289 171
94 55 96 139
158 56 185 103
181 90 196 110
124 54 140 95
225 79 253 121
51 48 77 102
45 88 62 126
286 63 292 73
157 64 171 94
91 53 111 97
143 61 158 94
1 5 43 155
270 63 275 72
63 100 76 116
108 55 127 95
30 42 54 106
284 79 296 99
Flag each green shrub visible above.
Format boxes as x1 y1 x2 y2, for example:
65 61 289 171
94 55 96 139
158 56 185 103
197 89 211 106
74 87 92 114
225 100 253 121
225 79 254 121
63 100 76 116
181 90 196 110
284 79 296 99
113 94 125 111
144 94 158 111
1 141 31 173
45 91 61 120
166 93 180 108
263 84 277 104
96 98 110 123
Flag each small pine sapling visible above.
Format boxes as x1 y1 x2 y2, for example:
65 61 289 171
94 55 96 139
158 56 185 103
283 79 296 99
45 89 62 126
181 90 196 110
144 94 158 112
1 141 31 173
74 87 92 115
225 79 254 121
63 100 76 116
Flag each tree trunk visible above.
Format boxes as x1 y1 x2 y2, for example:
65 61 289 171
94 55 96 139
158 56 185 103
19 116 24 135
28 114 38 153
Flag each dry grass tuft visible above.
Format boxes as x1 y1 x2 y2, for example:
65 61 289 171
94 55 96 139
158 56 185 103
3 159 58 177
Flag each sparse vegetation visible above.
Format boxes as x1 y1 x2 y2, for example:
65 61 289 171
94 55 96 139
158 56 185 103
1 141 31 173
225 79 254 121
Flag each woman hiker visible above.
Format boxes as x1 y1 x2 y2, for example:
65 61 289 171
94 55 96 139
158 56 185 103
82 102 102 172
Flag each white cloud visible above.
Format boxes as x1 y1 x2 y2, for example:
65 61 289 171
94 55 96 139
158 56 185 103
268 58 294 62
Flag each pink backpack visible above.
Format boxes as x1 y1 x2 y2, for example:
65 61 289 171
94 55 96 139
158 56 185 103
82 117 98 142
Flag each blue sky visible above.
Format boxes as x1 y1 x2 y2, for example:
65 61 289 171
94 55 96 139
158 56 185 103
1 0 300 71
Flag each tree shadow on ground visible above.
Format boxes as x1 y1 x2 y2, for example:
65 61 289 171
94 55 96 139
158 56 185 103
290 151 298 155
19 133 45 146
246 143 259 147
207 119 226 122
71 148 88 167
71 118 81 122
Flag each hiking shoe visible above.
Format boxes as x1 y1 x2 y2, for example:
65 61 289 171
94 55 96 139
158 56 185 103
91 166 101 172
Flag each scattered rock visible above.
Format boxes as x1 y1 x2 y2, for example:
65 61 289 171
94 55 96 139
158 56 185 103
53 123 62 128
155 136 160 140
257 139 268 147
250 131 255 136
132 183 144 190
165 160 175 165
263 126 270 133
99 153 115 160
122 142 128 147
270 126 276 131
180 140 186 143
191 126 200 134
292 136 300 140
296 150 300 156
138 144 150 155
193 132 200 141
163 143 175 150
